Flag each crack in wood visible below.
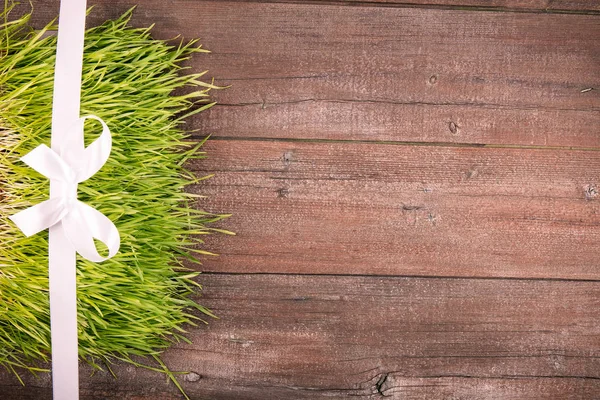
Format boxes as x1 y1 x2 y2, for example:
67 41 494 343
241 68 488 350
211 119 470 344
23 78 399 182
375 373 389 396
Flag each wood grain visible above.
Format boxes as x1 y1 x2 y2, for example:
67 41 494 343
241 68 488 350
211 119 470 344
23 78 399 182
185 3 600 147
23 1 600 147
1 274 599 399
190 139 600 280
22 0 600 19
5 2 598 400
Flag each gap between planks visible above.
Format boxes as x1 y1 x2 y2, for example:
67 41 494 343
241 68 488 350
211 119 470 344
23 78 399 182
196 271 600 283
185 0 600 15
204 135 600 153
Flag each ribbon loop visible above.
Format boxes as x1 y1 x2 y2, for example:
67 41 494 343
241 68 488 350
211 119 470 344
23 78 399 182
62 115 112 183
21 144 75 183
9 115 120 262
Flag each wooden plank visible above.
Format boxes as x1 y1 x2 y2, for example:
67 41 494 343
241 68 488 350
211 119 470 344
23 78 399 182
190 139 600 280
1 274 599 399
23 2 600 146
185 2 600 147
23 0 600 21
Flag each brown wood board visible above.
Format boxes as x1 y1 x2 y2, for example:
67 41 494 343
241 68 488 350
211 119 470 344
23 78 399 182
192 139 600 280
1 1 597 399
20 0 600 16
22 2 600 147
185 3 600 147
1 274 599 399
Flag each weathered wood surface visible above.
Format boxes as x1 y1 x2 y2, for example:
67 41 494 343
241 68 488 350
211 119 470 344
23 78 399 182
192 139 600 280
22 0 600 17
185 3 600 146
24 2 600 147
1 1 597 400
1 274 599 399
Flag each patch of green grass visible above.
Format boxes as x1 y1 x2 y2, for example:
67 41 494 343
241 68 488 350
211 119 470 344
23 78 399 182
0 5 227 393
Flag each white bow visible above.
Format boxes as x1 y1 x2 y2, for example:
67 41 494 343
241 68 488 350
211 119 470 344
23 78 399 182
10 115 120 262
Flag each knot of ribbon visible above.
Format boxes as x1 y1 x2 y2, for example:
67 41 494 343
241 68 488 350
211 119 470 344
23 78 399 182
9 115 120 262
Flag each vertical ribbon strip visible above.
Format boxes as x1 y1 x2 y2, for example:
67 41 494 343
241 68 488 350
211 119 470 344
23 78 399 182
9 1 120 399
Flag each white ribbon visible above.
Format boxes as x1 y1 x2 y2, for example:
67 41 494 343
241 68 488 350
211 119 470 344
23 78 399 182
10 116 120 262
9 1 120 399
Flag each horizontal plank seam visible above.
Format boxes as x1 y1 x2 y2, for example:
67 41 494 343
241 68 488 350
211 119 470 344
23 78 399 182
200 135 600 152
193 184 583 203
415 374 600 380
181 375 600 395
335 354 600 362
197 271 600 282
167 347 600 362
216 98 600 114
196 0 600 16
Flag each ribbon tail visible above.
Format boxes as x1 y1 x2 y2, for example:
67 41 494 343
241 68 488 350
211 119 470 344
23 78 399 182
62 201 120 262
9 198 68 237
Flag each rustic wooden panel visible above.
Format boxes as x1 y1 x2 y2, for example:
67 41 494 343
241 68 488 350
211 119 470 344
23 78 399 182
1 274 599 399
190 140 600 280
199 101 600 147
23 1 600 147
185 3 600 146
23 0 600 20
8 3 599 400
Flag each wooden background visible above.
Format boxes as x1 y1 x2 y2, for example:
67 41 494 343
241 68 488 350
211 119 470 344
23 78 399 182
1 0 599 399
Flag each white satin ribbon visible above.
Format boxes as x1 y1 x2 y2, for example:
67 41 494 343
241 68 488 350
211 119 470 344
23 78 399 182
9 1 120 399
10 116 120 262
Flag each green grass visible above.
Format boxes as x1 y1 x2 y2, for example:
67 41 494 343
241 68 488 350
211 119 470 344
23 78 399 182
0 5 227 394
